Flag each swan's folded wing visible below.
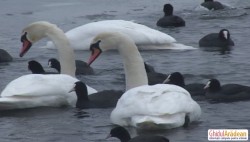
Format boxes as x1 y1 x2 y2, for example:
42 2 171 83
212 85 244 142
115 84 193 115
111 84 201 127
0 74 91 97
0 95 68 110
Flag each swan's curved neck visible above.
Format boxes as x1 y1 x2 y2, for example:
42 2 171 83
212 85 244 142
117 38 148 91
46 26 76 77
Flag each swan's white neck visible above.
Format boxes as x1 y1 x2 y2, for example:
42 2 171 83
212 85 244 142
117 37 148 91
46 26 76 77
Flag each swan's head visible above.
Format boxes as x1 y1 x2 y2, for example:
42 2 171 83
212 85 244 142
87 32 131 65
20 21 56 57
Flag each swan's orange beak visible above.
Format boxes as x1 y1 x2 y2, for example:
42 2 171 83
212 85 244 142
20 33 32 57
87 43 102 66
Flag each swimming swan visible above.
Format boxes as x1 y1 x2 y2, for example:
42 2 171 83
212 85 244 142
87 32 201 129
44 20 194 50
0 21 97 110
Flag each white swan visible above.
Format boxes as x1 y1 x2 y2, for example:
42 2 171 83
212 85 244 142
87 32 201 129
43 20 194 50
0 21 97 110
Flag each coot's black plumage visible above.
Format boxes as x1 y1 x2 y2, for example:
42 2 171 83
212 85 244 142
144 62 155 73
204 79 250 102
144 62 168 85
121 62 168 85
48 58 94 75
163 72 205 96
147 72 168 85
28 60 57 74
70 81 123 109
0 49 13 62
157 4 185 28
199 29 234 48
107 126 169 142
201 0 224 10
48 58 61 72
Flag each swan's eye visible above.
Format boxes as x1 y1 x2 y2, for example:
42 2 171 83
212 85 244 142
21 32 28 42
90 40 101 51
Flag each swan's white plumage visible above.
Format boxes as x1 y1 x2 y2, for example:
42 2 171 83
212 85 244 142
110 84 201 129
0 21 97 110
0 74 97 110
44 20 194 50
88 32 201 129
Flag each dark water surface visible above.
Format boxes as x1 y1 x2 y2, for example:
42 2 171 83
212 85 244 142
0 0 250 141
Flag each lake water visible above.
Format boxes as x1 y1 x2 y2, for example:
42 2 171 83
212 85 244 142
0 0 250 141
